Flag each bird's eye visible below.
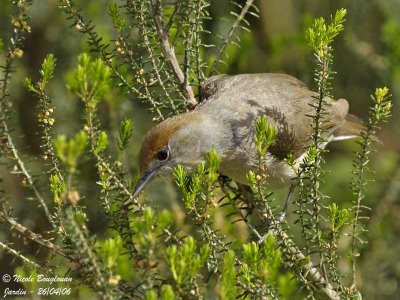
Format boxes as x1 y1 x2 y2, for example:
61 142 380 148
157 149 169 161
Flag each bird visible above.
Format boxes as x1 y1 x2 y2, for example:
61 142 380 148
132 73 365 197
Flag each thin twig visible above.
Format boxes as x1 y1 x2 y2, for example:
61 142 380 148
208 0 255 76
0 3 55 228
165 2 182 33
64 209 112 298
115 33 165 120
136 2 178 115
234 183 341 300
60 0 141 94
150 0 197 109
1 119 54 226
0 211 69 259
0 241 43 270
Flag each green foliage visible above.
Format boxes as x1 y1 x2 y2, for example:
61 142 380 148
108 3 125 33
95 131 108 155
130 208 172 250
304 146 318 164
66 53 111 105
238 236 295 298
350 87 392 289
99 234 123 270
24 53 56 93
288 10 349 290
96 233 135 284
50 174 66 206
40 53 57 87
61 207 114 298
371 87 392 121
242 235 281 283
219 251 237 300
328 203 349 233
160 285 175 300
174 165 192 208
54 131 88 174
248 115 277 192
307 8 347 55
174 149 221 210
255 115 277 156
246 170 257 189
166 236 210 286
118 119 133 152
145 290 157 300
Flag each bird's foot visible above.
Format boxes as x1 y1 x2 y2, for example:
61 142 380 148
277 212 286 223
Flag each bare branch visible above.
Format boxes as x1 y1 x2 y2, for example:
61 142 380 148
150 1 198 109
0 241 43 270
0 211 69 259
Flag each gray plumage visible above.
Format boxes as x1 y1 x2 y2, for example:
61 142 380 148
134 73 364 196
195 73 361 185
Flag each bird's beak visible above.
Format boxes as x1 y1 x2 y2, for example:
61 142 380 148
132 168 156 198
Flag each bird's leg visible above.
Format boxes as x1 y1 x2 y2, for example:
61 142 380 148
278 182 297 222
236 183 256 218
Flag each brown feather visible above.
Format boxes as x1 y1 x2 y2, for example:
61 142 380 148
334 113 367 139
138 114 187 172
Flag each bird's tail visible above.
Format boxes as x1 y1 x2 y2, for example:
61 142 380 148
332 114 367 141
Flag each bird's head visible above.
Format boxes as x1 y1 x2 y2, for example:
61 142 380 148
132 112 211 197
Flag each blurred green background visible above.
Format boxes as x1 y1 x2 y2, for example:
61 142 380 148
0 0 399 299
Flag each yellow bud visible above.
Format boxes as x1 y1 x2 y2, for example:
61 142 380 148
12 48 24 58
108 275 121 286
67 190 80 206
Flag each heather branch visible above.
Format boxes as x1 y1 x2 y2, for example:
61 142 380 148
0 241 43 270
209 0 256 76
221 180 339 299
240 115 341 299
135 2 179 115
63 208 113 299
150 0 197 109
302 8 347 283
350 87 392 289
113 33 165 120
60 0 136 93
0 1 54 228
0 211 69 259
250 193 340 300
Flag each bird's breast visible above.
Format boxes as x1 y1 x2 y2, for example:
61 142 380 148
219 150 296 187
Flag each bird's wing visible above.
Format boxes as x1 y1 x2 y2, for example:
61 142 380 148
200 74 231 102
201 73 350 159
259 75 350 158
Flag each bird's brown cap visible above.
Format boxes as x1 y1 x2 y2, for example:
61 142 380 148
138 114 188 172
